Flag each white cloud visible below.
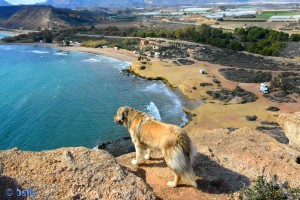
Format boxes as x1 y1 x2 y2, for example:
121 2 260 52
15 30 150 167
5 0 46 5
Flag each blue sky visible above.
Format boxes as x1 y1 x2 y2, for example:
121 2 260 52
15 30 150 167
5 0 45 5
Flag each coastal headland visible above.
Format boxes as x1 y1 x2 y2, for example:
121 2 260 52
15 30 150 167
1 1 300 198
1 38 300 199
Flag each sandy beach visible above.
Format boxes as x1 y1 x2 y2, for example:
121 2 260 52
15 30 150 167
4 41 298 134
57 45 138 62
129 56 300 133
44 43 300 133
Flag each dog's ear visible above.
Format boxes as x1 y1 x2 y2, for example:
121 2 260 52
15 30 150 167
122 107 130 121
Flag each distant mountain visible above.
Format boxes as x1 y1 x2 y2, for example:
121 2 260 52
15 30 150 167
44 0 146 8
0 0 11 6
43 0 235 8
0 5 107 29
43 0 299 8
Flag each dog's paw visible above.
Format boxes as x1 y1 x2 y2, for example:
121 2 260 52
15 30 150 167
131 159 138 165
144 154 150 160
167 181 177 188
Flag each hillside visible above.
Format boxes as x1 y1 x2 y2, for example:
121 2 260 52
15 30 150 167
0 5 107 30
44 0 300 8
0 0 10 6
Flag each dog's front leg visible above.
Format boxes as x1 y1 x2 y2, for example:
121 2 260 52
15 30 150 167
132 143 144 165
144 148 151 160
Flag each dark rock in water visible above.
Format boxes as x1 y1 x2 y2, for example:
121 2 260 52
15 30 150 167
121 69 135 76
97 137 134 157
246 115 257 121
266 106 280 112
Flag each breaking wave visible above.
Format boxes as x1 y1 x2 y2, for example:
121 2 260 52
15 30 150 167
83 58 101 63
143 82 188 126
146 102 161 121
32 50 50 54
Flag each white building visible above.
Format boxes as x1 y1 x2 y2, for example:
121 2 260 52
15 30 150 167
267 16 296 22
292 15 300 22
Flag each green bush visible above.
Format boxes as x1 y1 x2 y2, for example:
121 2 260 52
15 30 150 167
81 40 108 48
237 175 300 200
290 34 300 42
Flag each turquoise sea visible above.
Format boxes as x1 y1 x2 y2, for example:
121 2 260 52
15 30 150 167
0 35 187 151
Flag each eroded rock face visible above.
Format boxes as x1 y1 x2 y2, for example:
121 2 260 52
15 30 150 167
0 147 156 200
278 112 300 149
192 128 300 188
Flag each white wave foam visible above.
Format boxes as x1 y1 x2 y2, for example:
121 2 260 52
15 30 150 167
143 82 188 126
146 102 161 121
32 50 50 54
0 46 12 50
96 55 130 70
83 58 101 63
55 52 68 56
111 61 131 71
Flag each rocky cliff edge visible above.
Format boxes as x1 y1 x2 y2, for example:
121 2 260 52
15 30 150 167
0 147 155 200
0 112 300 200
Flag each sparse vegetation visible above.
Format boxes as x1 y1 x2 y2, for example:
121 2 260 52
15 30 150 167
237 175 300 200
270 72 300 94
194 46 299 71
246 115 257 121
81 40 108 48
207 86 257 104
1 29 53 43
177 59 195 65
261 121 279 126
219 68 272 83
200 83 213 87
213 79 221 85
266 106 280 112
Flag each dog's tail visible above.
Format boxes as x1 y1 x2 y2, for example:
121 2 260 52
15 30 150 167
166 131 197 188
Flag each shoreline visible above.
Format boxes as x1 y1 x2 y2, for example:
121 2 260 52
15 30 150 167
1 41 299 148
0 41 196 155
0 29 32 36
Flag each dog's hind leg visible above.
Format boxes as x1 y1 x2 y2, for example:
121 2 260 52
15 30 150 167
144 149 151 160
167 173 181 188
132 143 145 165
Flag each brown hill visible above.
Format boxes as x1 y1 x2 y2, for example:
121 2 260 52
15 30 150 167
0 5 107 30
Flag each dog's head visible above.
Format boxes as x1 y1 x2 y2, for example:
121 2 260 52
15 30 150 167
114 106 132 126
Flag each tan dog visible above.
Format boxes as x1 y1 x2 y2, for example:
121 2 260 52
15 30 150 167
114 106 197 188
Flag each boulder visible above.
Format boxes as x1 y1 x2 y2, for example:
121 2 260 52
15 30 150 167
278 112 300 149
0 147 156 200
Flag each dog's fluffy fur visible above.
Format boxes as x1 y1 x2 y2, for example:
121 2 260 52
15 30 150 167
114 106 197 188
